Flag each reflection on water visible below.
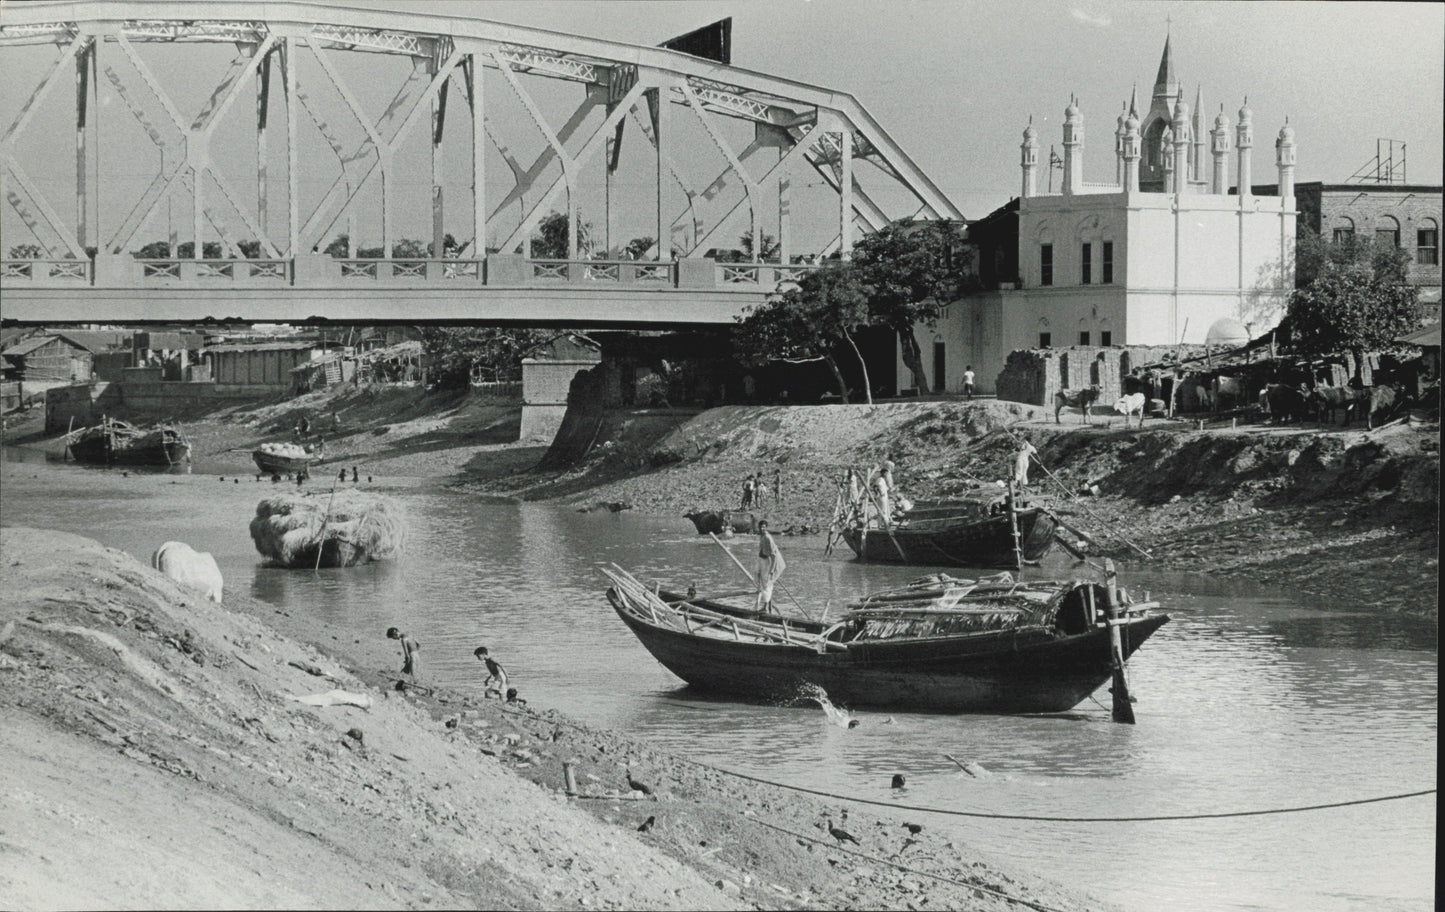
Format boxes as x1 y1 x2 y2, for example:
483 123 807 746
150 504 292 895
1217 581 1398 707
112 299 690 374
0 455 1436 912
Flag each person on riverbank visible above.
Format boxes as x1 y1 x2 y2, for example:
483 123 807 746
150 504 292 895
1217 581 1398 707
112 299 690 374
387 627 421 687
474 646 508 698
740 474 756 510
871 460 895 526
1014 438 1038 488
754 520 785 614
963 365 976 401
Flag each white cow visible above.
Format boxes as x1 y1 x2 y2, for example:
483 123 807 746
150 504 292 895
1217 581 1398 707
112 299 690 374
1112 393 1147 428
152 541 223 603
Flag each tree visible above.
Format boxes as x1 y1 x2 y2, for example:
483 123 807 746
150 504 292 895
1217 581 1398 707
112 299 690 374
1294 229 1412 288
733 263 873 403
530 211 592 260
1285 261 1421 359
738 229 780 262
420 327 552 390
7 244 43 259
850 219 973 394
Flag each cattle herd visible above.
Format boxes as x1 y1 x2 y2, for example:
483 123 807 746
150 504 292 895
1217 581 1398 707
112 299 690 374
1050 363 1415 430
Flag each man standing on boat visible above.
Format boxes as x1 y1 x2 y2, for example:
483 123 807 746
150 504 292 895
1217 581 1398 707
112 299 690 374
755 520 786 614
1014 438 1039 488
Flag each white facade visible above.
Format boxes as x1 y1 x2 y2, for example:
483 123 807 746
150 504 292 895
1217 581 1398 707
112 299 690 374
913 40 1296 395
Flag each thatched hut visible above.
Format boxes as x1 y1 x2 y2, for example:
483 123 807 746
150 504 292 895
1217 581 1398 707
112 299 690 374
250 489 407 568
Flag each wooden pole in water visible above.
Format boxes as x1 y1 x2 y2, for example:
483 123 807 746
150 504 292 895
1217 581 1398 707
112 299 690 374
1006 478 1024 572
1102 558 1136 724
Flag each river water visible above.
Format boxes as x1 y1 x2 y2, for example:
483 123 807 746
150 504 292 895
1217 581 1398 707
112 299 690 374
1 449 1436 912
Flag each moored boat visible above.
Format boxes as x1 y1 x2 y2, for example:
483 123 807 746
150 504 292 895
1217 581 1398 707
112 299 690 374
66 417 190 467
840 491 1059 569
253 441 321 475
602 564 1167 714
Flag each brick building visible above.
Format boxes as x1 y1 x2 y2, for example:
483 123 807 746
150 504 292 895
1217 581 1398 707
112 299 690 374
1251 181 1442 321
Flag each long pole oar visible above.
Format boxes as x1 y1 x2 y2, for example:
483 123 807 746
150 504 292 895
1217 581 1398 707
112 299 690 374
709 533 813 621
314 486 339 572
1002 429 1153 560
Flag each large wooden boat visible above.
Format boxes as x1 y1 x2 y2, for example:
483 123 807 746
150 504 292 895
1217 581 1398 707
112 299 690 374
839 493 1059 569
602 565 1168 714
253 442 321 475
66 417 190 467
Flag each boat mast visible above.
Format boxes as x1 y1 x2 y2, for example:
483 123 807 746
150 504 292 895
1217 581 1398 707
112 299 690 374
1103 558 1136 723
1006 478 1023 571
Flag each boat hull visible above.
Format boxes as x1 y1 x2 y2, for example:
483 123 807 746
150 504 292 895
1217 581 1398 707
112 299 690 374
841 506 1057 568
69 432 190 467
253 450 319 475
615 605 1168 713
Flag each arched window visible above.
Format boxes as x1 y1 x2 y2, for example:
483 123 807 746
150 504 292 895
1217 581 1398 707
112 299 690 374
1143 119 1168 169
1375 215 1401 249
1417 218 1439 266
1331 216 1355 245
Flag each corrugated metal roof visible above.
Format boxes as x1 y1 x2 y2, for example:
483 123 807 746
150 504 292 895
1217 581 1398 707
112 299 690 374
1 334 98 357
1397 321 1441 347
205 342 319 353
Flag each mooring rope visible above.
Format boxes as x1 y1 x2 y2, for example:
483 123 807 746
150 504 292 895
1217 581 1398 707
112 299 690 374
499 706 1436 823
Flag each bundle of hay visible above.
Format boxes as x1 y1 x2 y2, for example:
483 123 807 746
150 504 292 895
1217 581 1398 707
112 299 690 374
249 489 408 568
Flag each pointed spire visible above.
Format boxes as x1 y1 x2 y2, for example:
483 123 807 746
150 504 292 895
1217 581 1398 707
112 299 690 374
1128 84 1138 117
1154 34 1176 92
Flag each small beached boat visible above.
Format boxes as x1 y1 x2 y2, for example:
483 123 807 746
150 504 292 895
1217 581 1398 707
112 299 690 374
253 441 321 475
602 564 1167 714
839 491 1059 569
66 417 190 467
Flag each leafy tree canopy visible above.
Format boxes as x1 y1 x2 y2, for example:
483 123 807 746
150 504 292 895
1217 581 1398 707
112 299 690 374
733 263 872 401
1285 261 1422 357
7 244 43 259
421 327 552 390
530 211 592 260
851 219 973 327
1294 230 1411 288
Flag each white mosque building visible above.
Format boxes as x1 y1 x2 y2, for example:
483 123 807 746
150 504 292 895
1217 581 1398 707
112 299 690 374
923 37 1298 395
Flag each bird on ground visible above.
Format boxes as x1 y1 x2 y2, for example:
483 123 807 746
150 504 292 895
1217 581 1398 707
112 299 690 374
625 768 653 796
824 816 860 845
904 823 923 835
637 815 655 833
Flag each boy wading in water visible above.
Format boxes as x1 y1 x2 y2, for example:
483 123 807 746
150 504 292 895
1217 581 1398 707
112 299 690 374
387 627 421 688
754 520 786 614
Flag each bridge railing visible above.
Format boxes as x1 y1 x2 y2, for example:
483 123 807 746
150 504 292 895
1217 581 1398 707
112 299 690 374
0 254 818 291
1 259 92 284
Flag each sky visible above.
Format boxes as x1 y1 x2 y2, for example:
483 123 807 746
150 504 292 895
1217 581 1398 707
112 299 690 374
1 0 1441 253
387 0 1444 214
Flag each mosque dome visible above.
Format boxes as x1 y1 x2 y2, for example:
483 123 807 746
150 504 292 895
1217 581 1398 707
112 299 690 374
1205 317 1251 347
1214 107 1229 130
1238 98 1253 123
1278 121 1295 143
1023 120 1037 142
1064 98 1080 119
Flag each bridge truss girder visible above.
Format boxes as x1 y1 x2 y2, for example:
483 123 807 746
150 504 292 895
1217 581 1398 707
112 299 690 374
0 2 961 269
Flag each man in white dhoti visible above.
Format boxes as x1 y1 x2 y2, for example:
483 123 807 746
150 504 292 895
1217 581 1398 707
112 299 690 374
754 520 786 613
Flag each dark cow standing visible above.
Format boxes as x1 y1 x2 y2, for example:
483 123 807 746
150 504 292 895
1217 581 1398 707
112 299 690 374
1054 386 1101 424
1264 384 1311 424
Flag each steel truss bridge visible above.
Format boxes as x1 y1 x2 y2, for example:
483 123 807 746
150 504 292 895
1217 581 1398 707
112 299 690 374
0 1 961 325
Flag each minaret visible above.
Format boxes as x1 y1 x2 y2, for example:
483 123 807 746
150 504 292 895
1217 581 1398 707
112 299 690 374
1210 105 1230 195
1171 99 1191 195
1276 118 1296 201
1236 97 1254 202
1140 35 1182 191
1122 103 1141 192
1115 103 1127 187
1162 124 1175 192
1020 117 1039 198
1191 85 1204 182
1062 95 1084 195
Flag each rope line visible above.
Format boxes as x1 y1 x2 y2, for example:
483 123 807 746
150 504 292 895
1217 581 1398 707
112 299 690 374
499 706 1435 822
743 816 1069 912
683 758 1436 822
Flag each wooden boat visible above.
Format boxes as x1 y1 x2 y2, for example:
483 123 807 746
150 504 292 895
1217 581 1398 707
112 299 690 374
66 417 190 466
602 565 1168 714
839 492 1058 569
253 442 321 475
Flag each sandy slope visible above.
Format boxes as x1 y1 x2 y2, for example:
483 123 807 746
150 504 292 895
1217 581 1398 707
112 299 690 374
0 526 1108 912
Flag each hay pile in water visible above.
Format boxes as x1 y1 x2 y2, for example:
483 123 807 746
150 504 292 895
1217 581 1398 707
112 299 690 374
249 489 408 568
